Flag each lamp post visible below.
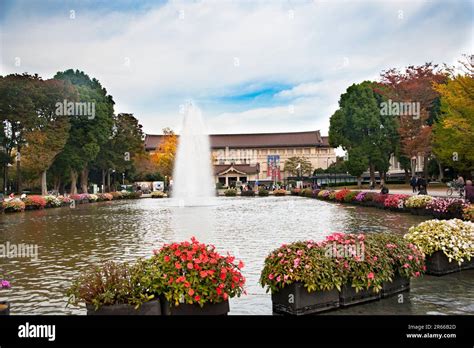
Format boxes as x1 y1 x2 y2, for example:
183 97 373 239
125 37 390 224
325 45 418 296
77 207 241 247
122 173 125 186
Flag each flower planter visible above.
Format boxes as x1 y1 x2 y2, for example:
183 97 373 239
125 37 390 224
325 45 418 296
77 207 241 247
381 274 410 298
425 251 466 276
0 301 10 315
271 282 339 315
86 300 161 315
339 283 381 307
161 298 229 315
410 208 430 216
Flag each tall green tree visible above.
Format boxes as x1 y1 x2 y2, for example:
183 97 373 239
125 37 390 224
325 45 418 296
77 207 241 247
329 81 399 186
53 69 115 194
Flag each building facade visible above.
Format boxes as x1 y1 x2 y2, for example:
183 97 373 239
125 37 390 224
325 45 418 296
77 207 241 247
145 130 337 186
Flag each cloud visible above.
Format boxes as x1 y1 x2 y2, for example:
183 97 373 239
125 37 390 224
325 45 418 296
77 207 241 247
0 0 471 135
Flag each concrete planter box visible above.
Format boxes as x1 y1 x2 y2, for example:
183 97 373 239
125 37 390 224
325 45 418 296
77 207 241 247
0 301 10 315
425 251 473 276
86 300 161 315
381 274 410 298
161 298 229 315
271 282 339 315
339 283 381 307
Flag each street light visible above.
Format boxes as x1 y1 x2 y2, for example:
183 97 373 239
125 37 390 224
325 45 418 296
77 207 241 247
122 173 125 185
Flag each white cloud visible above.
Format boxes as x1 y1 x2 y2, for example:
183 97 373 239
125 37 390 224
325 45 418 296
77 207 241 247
0 0 471 135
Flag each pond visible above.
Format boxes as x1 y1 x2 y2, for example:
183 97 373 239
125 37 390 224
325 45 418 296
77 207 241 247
0 196 472 315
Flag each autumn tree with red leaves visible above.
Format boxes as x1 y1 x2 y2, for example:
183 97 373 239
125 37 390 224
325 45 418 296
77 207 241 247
379 63 448 177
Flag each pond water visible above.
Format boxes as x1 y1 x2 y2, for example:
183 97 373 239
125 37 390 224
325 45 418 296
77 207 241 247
0 196 472 315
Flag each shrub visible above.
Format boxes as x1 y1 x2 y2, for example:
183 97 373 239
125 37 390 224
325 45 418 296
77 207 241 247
70 194 87 201
344 191 359 203
384 194 410 208
58 195 72 205
355 191 367 202
151 191 165 198
44 195 62 208
426 198 469 217
273 189 287 196
224 188 237 197
67 261 155 310
328 191 336 200
24 195 47 209
373 193 389 205
405 219 474 264
110 192 123 200
121 191 142 199
317 190 331 199
362 192 376 202
463 205 474 222
335 189 351 202
88 194 99 202
260 240 345 293
2 199 25 212
258 188 269 197
97 193 113 201
301 188 313 197
405 195 433 209
150 237 245 306
241 190 255 197
290 189 301 196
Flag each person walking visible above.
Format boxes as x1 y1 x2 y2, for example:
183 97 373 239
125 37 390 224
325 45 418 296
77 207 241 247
410 176 417 193
418 176 428 195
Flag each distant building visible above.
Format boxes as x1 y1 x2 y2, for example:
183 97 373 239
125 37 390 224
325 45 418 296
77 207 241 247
145 130 337 186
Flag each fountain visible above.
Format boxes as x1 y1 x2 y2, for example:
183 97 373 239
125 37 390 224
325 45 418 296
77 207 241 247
171 103 215 206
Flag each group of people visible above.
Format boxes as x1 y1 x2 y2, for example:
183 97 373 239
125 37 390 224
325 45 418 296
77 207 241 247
409 176 428 195
456 175 474 203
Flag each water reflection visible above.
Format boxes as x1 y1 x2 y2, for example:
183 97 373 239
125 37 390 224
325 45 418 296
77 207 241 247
0 196 472 315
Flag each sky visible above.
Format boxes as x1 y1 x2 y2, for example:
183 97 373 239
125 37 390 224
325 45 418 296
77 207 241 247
0 0 472 137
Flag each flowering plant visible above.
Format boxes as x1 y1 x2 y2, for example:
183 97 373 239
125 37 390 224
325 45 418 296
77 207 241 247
2 199 25 212
0 279 11 289
67 261 156 310
300 188 313 197
258 188 269 197
405 219 474 264
88 194 98 202
70 193 88 201
317 190 331 199
362 192 376 202
426 198 469 215
344 191 359 203
24 195 47 209
373 193 389 204
224 188 237 197
273 189 287 196
384 194 410 208
355 191 367 202
151 191 165 198
290 188 301 196
463 205 474 222
328 191 336 200
150 237 245 307
110 192 123 200
404 195 433 209
44 195 62 207
260 240 345 293
58 195 72 204
335 189 351 202
97 193 113 201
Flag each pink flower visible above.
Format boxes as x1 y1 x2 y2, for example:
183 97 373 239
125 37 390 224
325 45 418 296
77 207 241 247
408 255 413 260
296 250 303 256
414 271 420 277
367 272 375 280
403 263 410 268
276 275 282 282
283 275 289 281
268 274 274 280
278 252 283 257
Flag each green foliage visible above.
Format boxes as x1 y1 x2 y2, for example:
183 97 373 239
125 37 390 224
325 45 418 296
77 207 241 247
258 188 269 197
283 156 312 176
224 188 237 196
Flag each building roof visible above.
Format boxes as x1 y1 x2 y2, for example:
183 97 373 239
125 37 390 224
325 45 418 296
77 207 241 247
214 164 259 175
145 131 329 150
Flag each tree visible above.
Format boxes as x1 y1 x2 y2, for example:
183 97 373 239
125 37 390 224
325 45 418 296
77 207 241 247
151 128 177 178
92 113 145 191
329 81 398 185
283 156 312 176
379 63 448 177
432 57 474 176
53 69 115 194
345 148 368 187
21 79 78 195
0 74 41 193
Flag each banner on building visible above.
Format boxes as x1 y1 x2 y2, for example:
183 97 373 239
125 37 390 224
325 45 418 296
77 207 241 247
267 155 281 181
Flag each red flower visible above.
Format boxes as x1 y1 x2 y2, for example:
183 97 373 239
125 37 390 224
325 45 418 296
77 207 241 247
238 260 244 269
367 272 375 280
194 295 201 302
175 262 182 269
187 262 193 270
220 273 226 280
200 271 207 278
188 289 194 296
223 293 228 300
164 255 170 262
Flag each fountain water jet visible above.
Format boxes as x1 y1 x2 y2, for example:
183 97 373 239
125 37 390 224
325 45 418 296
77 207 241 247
171 103 215 206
